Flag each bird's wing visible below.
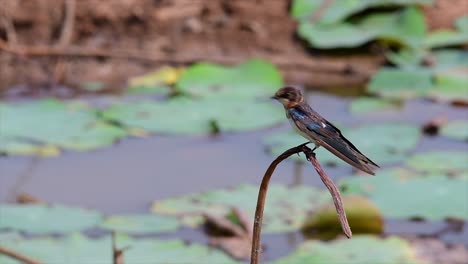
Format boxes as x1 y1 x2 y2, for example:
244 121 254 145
289 107 379 175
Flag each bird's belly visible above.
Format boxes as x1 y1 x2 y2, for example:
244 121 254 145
288 118 316 144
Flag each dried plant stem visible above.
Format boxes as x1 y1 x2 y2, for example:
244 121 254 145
0 245 43 264
250 143 351 264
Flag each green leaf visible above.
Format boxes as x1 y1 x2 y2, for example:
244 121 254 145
440 120 468 141
100 214 180 234
425 15 468 48
291 0 433 23
429 72 468 101
264 123 420 165
0 204 102 234
349 97 400 114
0 233 239 264
407 151 468 174
151 183 331 233
102 98 283 135
274 235 423 264
368 68 433 99
0 137 60 157
302 195 384 239
297 7 426 49
126 66 183 94
0 99 126 154
176 59 283 99
340 168 468 220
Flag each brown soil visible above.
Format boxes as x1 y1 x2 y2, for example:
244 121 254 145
0 0 464 96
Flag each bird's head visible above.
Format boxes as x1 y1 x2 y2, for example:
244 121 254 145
271 86 304 108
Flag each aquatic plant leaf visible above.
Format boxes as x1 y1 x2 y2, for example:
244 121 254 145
340 168 468 220
102 98 283 135
440 120 468 141
297 7 426 49
368 68 433 99
176 59 283 99
264 123 420 165
100 214 179 234
302 195 384 239
0 137 60 157
291 0 432 23
126 66 183 94
151 183 331 233
407 151 468 174
0 99 126 154
428 72 468 101
349 97 400 114
0 204 102 234
425 16 468 48
274 235 422 264
0 234 239 264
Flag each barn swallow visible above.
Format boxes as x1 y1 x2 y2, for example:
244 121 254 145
272 86 379 175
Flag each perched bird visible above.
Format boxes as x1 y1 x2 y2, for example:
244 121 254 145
271 86 379 175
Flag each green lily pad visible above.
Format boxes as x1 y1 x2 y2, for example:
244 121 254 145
429 72 468 101
368 68 433 99
0 99 126 154
100 214 180 234
440 120 468 141
274 235 422 264
126 66 183 94
176 59 283 99
102 97 283 135
0 137 60 157
151 183 331 233
291 0 432 23
0 204 102 234
407 151 468 174
0 233 239 264
425 16 468 48
302 195 384 239
340 168 468 220
264 123 420 165
297 7 426 49
349 97 400 114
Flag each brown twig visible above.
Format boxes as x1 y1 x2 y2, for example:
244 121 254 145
250 143 351 264
57 0 75 47
303 148 352 238
0 245 43 264
112 231 126 264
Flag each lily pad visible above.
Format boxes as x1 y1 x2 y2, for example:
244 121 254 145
425 16 468 48
0 233 239 264
297 7 426 49
264 123 420 165
291 0 432 23
100 214 180 234
151 183 331 233
0 204 102 234
302 195 384 239
340 168 468 220
440 120 468 141
0 137 60 157
0 99 126 154
407 151 468 174
102 97 283 135
126 66 183 94
368 68 433 99
176 59 283 99
274 235 422 264
349 97 400 114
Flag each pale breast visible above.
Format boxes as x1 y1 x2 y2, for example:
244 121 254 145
288 116 316 144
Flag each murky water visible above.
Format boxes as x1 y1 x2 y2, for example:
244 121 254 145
1 91 467 260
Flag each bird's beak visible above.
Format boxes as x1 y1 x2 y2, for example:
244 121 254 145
270 95 278 100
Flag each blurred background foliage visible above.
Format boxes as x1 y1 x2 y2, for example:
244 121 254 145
0 0 467 263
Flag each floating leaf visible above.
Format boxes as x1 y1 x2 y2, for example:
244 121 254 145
0 99 126 154
100 214 180 234
0 137 60 157
349 97 400 114
264 123 420 165
291 0 433 23
152 183 330 233
407 151 468 174
176 59 283 99
0 204 102 234
429 72 468 102
297 7 426 49
340 168 468 220
425 16 468 48
440 120 468 141
302 195 384 239
368 68 433 99
274 236 422 264
127 66 183 94
0 233 239 264
102 98 283 135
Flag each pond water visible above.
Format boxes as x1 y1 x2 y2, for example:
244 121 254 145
1 91 467 260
